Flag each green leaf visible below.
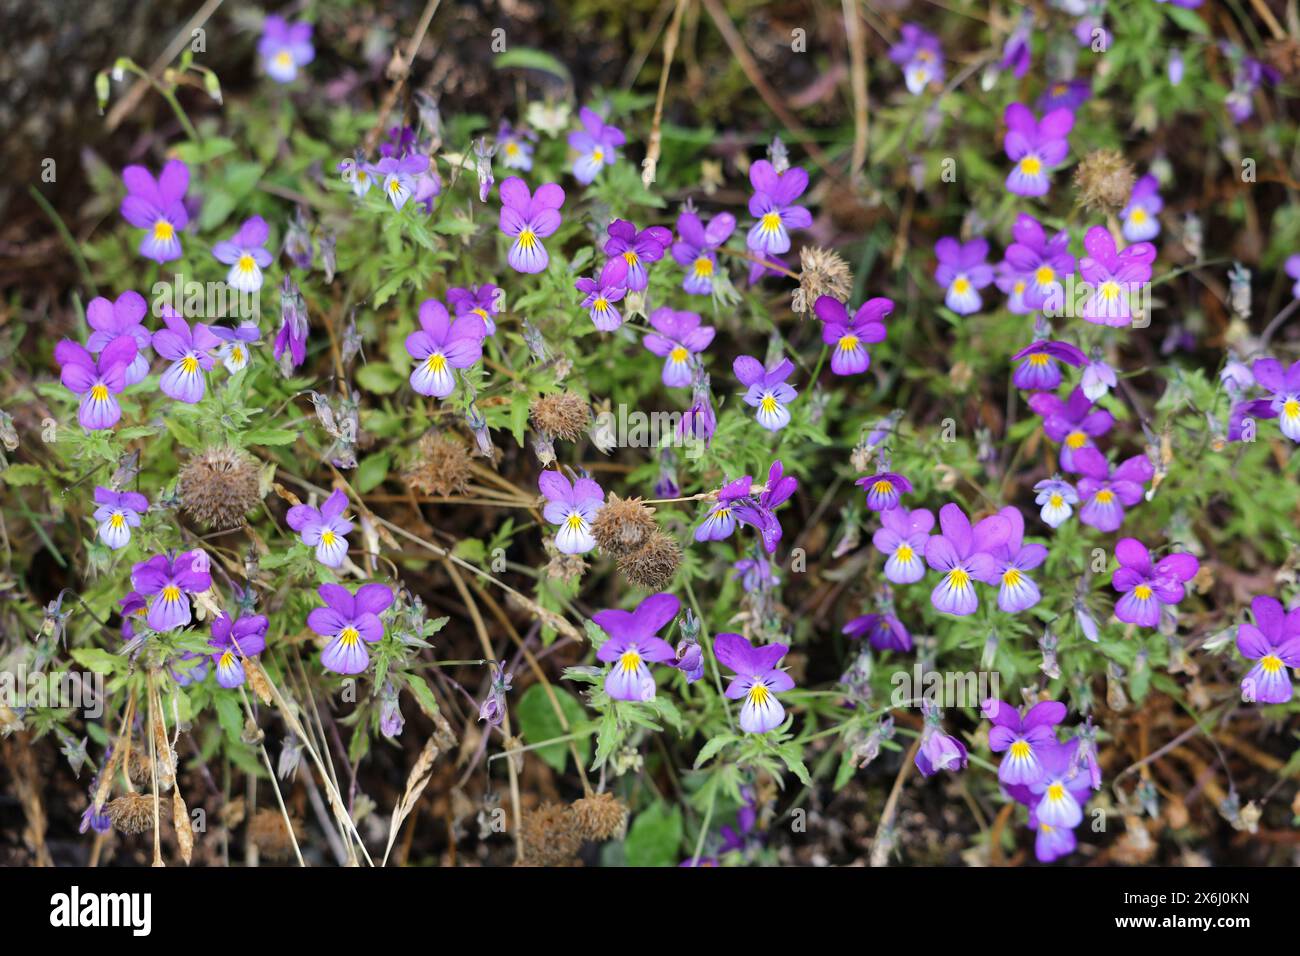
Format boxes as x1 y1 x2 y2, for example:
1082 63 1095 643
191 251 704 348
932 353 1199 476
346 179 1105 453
242 428 298 446
70 647 120 674
0 464 45 487
355 452 391 493
356 362 407 395
623 801 683 867
694 733 738 769
516 684 590 772
493 48 571 84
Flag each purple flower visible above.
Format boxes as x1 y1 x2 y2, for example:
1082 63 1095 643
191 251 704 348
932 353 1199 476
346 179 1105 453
1026 739 1092 829
1078 225 1156 327
208 612 269 688
1033 819 1078 863
915 703 968 776
479 662 513 726
815 295 891 375
259 15 315 83
934 237 993 315
593 593 680 702
1000 16 1032 79
604 219 673 291
732 557 777 593
872 506 934 584
120 160 189 263
1012 339 1087 391
130 551 212 632
678 375 717 448
539 470 604 555
1038 78 1091 113
999 214 1074 313
152 311 219 404
1033 475 1078 528
55 337 138 430
923 503 1011 616
274 278 309 371
1111 537 1198 628
991 507 1047 614
843 612 912 652
213 216 273 293
210 322 261 373
85 290 151 386
745 160 811 256
119 591 147 641
1285 255 1300 299
1003 103 1074 197
694 476 753 543
286 489 354 568
374 154 430 210
405 298 486 398
309 583 395 675
854 471 911 512
499 177 565 273
1237 595 1300 704
1121 175 1163 243
734 355 797 432
93 487 147 550
1073 448 1153 532
643 307 715 387
1081 352 1117 401
568 107 625 184
732 459 798 554
889 23 944 94
1251 357 1300 442
714 632 794 734
985 697 1066 786
498 121 536 171
575 257 630 332
1028 387 1113 472
447 284 501 336
339 155 376 197
672 209 735 295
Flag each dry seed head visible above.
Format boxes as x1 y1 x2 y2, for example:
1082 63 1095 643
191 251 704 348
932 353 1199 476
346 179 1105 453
107 793 156 835
529 391 591 442
404 431 473 497
797 246 853 313
518 802 584 866
591 494 658 556
178 446 263 529
617 530 681 591
571 792 629 841
247 808 302 861
1073 149 1136 214
545 549 588 584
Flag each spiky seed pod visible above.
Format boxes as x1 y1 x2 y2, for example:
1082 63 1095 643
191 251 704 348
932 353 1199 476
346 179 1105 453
618 530 681 591
107 793 155 835
126 748 153 787
1073 149 1136 214
571 792 629 841
591 494 658 556
518 802 584 867
797 246 853 313
529 391 591 442
178 446 263 529
545 550 588 584
246 808 301 861
404 431 473 497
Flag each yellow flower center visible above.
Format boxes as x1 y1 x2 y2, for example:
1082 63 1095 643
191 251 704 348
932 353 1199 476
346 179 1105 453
670 346 689 363
761 211 781 231
518 228 538 250
90 384 109 402
759 394 779 415
181 355 199 374
1260 654 1283 674
872 480 893 495
1133 584 1153 600
838 334 860 352
162 585 181 603
565 512 585 531
1019 156 1042 176
505 142 519 156
618 649 642 673
693 257 714 277
1010 741 1031 759
748 683 770 706
425 353 447 373
152 220 174 241
320 529 337 546
1028 353 1050 366
947 567 970 589
1049 494 1063 507
1035 266 1055 286
895 543 914 563
1283 399 1300 419
473 308 489 320
1094 489 1115 504
1047 783 1065 801
1130 208 1147 224
952 277 971 294
594 297 609 311
1003 568 1022 587
231 346 244 363
1099 280 1122 302
339 626 360 647
274 50 293 68
237 254 256 273
591 148 605 163
388 178 402 194
109 513 126 529
1066 431 1088 449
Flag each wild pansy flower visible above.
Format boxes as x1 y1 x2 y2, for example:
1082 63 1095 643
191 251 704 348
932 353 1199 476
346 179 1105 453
1033 475 1078 528
843 610 912 652
715 632 794 734
1081 351 1117 401
734 355 797 432
872 505 934 584
1038 77 1090 113
1286 255 1300 299
213 216 272 293
643 307 715 387
984 697 1066 786
991 507 1047 614
119 591 148 641
287 489 354 568
274 278 309 372
592 592 680 702
678 374 718 448
575 257 630 332
130 550 212 632
915 702 968 776
1073 448 1154 532
568 107 625 184
539 470 604 555
604 219 673 292
815 295 891 375
309 583 395 675
208 612 268 688
889 23 944 94
733 459 798 554
1011 338 1087 391
374 154 430 210
85 290 151 386
854 470 911 512
1025 739 1092 830
497 121 536 171
1237 595 1300 704
1223 46 1278 123
499 177 565 274
1000 14 1032 79
405 298 486 399
93 487 147 550
694 476 753 543
672 209 735 295
447 284 500 337
259 15 314 82
733 557 777 593
210 323 261 373
55 338 138 431
153 310 219 404
1003 103 1074 197
1250 357 1300 441
934 237 993 315
924 503 1011 616
1111 537 1198 628
1121 175 1163 242
338 154 375 197
1028 387 1113 472
745 160 811 256
1000 213 1074 312
1078 225 1156 327
120 160 189 263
